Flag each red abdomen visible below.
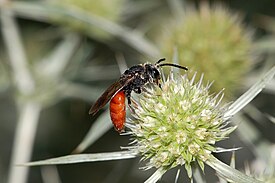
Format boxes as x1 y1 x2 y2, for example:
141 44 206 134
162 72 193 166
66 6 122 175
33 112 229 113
110 91 126 132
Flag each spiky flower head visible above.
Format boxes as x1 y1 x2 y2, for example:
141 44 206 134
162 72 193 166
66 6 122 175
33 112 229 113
127 73 235 178
56 0 124 22
157 3 253 97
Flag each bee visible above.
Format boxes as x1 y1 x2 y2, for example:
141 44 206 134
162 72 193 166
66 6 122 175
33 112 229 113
89 58 188 133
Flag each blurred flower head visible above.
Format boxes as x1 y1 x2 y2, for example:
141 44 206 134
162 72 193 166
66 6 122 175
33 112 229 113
127 72 235 178
57 0 124 21
157 3 253 98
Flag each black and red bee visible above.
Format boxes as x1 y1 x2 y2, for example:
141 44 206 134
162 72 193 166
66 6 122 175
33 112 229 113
89 58 188 133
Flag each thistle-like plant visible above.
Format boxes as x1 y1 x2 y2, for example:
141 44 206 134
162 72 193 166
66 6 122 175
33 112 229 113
22 66 275 182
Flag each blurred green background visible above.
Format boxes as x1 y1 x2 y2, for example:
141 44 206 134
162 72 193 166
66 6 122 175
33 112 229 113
0 0 275 182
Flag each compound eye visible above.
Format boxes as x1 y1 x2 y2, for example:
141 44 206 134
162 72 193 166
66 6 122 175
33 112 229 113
152 69 160 79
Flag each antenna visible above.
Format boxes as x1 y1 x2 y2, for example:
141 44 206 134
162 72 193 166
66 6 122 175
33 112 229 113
155 58 166 64
158 63 188 70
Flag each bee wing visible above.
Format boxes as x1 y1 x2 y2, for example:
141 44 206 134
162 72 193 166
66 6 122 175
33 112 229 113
89 80 124 116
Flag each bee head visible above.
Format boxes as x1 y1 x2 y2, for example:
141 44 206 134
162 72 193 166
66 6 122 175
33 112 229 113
145 58 188 88
145 63 162 87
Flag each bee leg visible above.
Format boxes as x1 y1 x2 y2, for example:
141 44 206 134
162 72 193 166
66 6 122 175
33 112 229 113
128 104 135 114
158 83 162 89
125 90 135 113
134 87 142 94
127 97 136 114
